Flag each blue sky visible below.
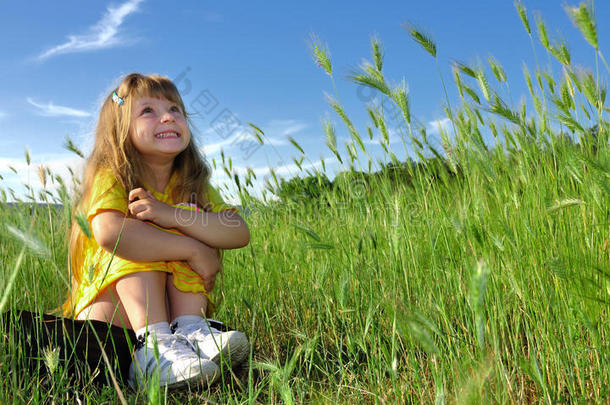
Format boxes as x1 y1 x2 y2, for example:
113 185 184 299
1 0 607 203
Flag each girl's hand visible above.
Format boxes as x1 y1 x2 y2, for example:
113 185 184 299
128 188 177 229
187 241 222 293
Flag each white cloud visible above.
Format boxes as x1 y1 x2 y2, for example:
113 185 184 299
268 120 308 136
360 130 404 145
198 119 307 159
230 156 339 178
427 118 451 134
209 156 341 205
27 98 91 118
200 131 244 156
255 119 308 148
264 137 289 146
37 0 145 61
0 153 84 202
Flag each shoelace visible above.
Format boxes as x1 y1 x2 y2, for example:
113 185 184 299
171 319 227 335
159 333 199 355
135 332 148 350
137 332 200 369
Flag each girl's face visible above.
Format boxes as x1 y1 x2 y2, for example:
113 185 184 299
129 96 190 163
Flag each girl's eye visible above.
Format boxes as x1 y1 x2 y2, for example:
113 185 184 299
170 106 181 113
141 107 153 114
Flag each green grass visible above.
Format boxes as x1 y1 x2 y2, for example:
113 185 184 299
1 2 609 403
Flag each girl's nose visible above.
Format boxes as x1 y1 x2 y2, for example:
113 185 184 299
160 110 175 123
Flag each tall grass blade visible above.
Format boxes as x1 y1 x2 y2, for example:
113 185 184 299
0 247 25 313
6 225 50 257
469 260 490 352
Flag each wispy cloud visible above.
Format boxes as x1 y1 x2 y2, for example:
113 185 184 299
360 131 404 145
27 98 91 117
231 156 339 178
427 118 451 134
267 119 308 136
0 153 83 201
200 131 245 156
209 156 342 205
37 0 145 61
198 119 306 159
264 137 289 146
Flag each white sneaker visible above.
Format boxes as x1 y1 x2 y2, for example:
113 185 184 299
172 319 249 368
128 331 219 389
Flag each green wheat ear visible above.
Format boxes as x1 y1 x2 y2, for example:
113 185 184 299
487 56 506 83
247 122 265 145
322 116 342 164
392 81 411 125
454 61 477 78
309 34 332 76
42 346 60 374
74 212 92 239
64 135 85 158
405 23 436 58
514 0 531 35
348 61 390 95
535 14 550 49
565 3 598 51
370 35 384 71
287 136 305 155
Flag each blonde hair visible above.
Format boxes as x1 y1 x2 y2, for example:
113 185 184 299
62 73 211 315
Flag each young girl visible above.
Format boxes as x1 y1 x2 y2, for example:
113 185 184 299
62 73 250 388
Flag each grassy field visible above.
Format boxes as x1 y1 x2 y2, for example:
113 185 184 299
1 3 609 404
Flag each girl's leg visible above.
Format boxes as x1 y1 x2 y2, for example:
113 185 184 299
166 275 208 319
113 271 219 387
76 285 132 329
114 270 169 331
77 272 167 331
167 275 249 367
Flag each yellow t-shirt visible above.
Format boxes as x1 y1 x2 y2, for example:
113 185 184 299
69 169 236 318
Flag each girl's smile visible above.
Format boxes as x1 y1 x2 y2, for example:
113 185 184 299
130 96 190 162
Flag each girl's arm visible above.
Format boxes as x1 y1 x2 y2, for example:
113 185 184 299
92 210 198 261
173 210 250 249
91 210 221 290
128 188 250 249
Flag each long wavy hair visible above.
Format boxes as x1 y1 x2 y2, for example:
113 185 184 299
62 73 211 316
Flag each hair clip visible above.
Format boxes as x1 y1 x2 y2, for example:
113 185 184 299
112 91 124 106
